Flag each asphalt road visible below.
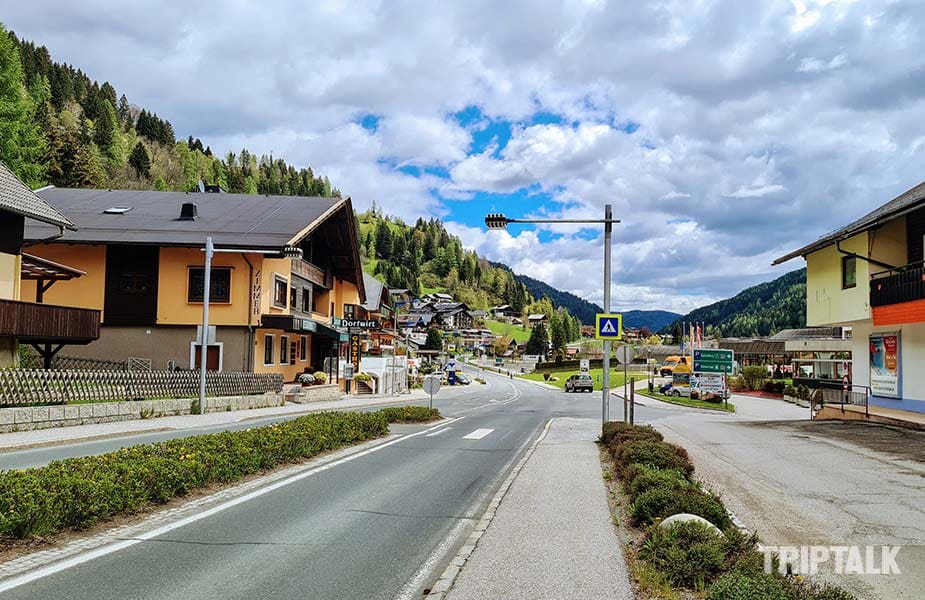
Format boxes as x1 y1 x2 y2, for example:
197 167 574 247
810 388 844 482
0 367 676 600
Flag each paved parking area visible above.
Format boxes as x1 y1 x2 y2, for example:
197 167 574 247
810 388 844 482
646 395 924 600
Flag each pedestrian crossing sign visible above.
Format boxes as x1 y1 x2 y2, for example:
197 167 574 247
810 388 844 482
595 313 623 340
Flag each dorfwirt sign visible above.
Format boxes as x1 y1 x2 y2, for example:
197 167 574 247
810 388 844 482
332 318 380 329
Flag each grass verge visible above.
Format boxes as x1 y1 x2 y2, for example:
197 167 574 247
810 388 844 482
519 368 629 391
0 407 440 541
598 422 857 600
639 390 735 413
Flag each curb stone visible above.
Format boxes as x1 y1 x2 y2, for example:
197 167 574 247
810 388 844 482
424 418 555 599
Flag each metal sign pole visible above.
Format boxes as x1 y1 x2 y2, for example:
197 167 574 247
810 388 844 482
601 204 612 426
198 236 213 415
630 377 635 425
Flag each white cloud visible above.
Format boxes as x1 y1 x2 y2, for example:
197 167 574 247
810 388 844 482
6 0 925 312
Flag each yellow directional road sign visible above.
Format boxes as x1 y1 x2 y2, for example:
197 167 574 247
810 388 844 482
595 313 623 340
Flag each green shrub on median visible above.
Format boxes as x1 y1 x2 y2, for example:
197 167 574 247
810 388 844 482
640 520 727 588
630 485 731 529
0 408 438 539
612 439 694 477
376 406 440 423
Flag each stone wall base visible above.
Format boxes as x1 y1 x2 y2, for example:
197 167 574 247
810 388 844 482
285 384 343 404
0 393 285 433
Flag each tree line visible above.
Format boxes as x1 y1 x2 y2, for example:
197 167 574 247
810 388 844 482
0 24 338 197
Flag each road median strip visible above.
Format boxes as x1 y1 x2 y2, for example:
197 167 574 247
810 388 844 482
599 421 857 600
0 406 440 543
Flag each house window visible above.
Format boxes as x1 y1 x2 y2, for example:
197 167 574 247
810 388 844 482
188 267 232 303
280 336 289 365
264 334 274 366
300 335 308 361
273 275 288 308
842 256 857 289
290 339 298 364
330 302 335 317
290 286 298 309
301 287 312 312
344 304 356 319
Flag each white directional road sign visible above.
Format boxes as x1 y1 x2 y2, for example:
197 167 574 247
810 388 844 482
595 313 623 340
580 359 590 372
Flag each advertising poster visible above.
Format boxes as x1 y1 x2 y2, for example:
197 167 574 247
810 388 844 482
869 333 901 398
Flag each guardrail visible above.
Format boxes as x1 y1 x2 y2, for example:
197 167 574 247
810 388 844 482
0 370 284 407
811 384 870 418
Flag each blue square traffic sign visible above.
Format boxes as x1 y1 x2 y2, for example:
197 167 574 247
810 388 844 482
595 313 623 340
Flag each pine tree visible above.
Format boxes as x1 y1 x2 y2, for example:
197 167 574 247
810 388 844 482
128 141 151 177
375 219 393 259
525 324 549 357
424 328 443 351
93 99 117 150
69 143 105 188
116 94 130 127
0 24 46 187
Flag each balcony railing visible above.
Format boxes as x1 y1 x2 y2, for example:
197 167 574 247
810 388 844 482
291 259 329 288
870 262 925 307
0 299 101 343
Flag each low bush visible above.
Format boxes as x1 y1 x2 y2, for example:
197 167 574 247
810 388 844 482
613 439 694 477
741 365 767 390
708 570 789 600
784 384 797 398
762 380 786 394
630 485 732 529
725 375 746 391
640 520 727 588
600 422 663 449
377 406 440 423
623 464 691 499
0 407 440 539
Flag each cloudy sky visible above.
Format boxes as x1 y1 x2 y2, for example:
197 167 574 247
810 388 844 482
7 0 925 313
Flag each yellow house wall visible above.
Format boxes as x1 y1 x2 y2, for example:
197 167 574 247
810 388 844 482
253 328 312 381
806 232 871 326
805 219 909 327
19 244 107 314
156 248 255 326
260 258 293 315
0 252 20 300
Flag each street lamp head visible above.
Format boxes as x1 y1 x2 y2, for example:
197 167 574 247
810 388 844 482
485 213 509 230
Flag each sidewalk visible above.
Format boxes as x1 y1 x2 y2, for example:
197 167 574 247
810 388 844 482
443 417 633 600
0 391 431 451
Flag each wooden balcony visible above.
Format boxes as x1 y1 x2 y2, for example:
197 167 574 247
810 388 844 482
0 299 100 343
870 262 925 326
291 259 329 288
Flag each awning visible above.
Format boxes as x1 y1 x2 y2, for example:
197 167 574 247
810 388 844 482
21 253 87 303
260 315 342 340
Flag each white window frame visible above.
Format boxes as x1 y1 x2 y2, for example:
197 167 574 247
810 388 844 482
272 273 289 309
280 335 290 365
263 334 275 366
189 341 224 372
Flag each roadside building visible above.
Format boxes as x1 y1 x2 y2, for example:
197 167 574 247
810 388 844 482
21 187 364 384
360 272 395 355
0 164 100 368
775 181 925 414
490 304 516 320
527 313 548 329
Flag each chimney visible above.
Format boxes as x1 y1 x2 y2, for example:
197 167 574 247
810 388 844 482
178 202 198 221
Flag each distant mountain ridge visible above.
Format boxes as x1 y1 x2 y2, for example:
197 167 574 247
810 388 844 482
667 268 807 337
497 269 680 329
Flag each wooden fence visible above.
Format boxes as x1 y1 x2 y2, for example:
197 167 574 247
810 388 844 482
19 351 128 371
0 370 284 407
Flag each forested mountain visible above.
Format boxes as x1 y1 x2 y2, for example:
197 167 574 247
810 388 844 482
0 25 338 196
622 310 682 332
507 272 601 324
667 268 807 338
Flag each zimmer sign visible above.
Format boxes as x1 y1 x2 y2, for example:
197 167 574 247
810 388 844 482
870 333 901 398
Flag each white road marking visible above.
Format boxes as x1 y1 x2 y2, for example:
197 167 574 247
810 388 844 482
425 427 452 437
0 417 465 594
462 428 494 440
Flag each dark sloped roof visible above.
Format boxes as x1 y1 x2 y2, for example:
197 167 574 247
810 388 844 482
25 188 343 248
0 163 74 229
719 338 786 356
773 181 925 265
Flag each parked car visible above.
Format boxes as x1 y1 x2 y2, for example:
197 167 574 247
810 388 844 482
454 372 472 385
565 373 594 393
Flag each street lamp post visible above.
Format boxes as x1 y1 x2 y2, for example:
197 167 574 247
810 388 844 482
198 240 303 414
485 207 620 426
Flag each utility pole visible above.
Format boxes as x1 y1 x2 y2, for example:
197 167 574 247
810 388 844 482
602 204 612 426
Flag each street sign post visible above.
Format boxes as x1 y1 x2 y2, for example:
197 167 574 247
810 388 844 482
580 359 590 373
616 345 634 422
423 375 441 409
693 348 734 374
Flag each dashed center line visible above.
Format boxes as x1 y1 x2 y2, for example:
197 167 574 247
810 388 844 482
462 428 494 440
